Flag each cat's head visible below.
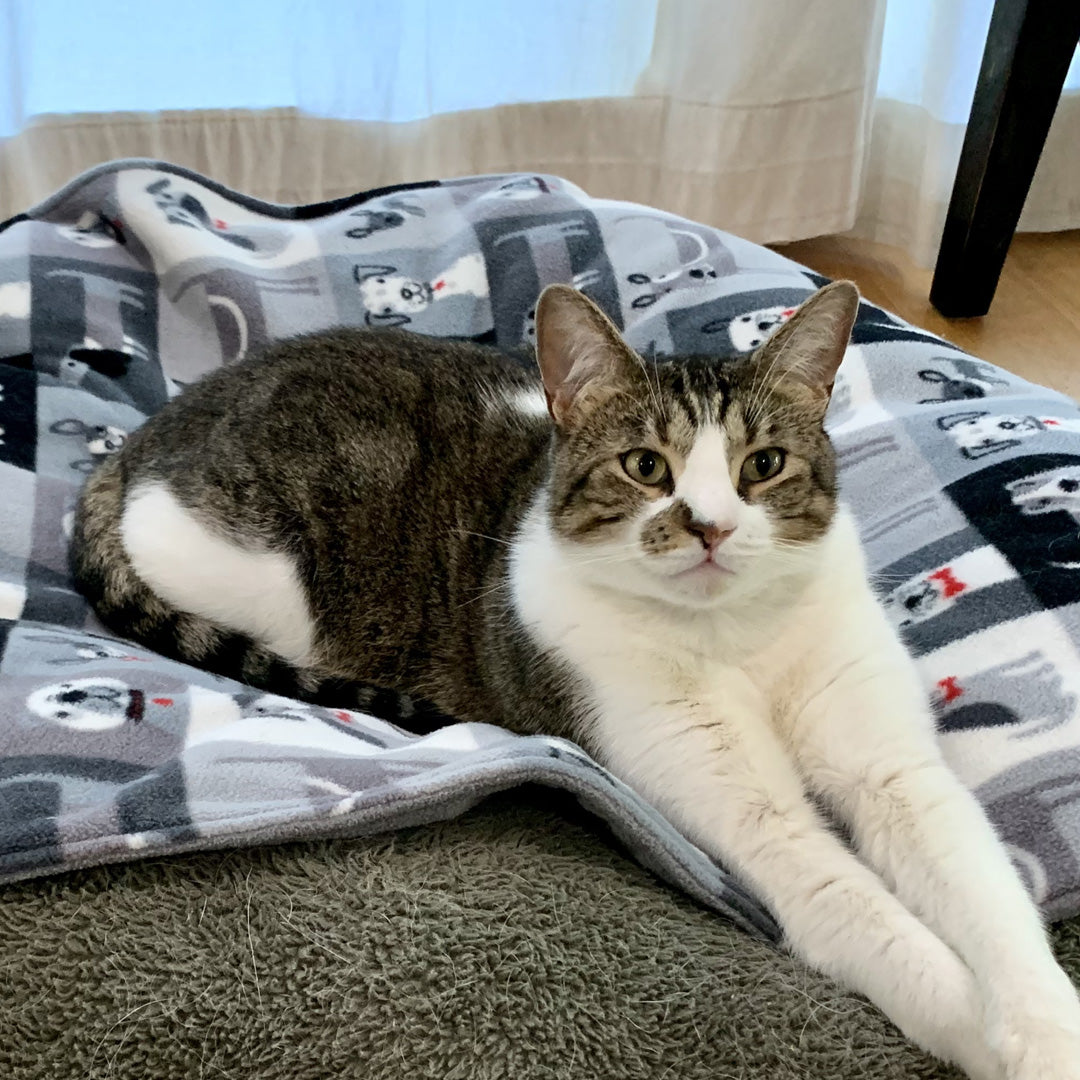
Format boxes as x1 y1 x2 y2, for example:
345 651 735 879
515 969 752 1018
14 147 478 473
534 281 858 610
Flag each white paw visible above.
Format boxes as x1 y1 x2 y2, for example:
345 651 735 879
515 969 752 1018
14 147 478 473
989 1010 1080 1080
949 1042 1006 1080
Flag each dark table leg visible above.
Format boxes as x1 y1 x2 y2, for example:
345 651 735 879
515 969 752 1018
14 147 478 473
930 0 1080 318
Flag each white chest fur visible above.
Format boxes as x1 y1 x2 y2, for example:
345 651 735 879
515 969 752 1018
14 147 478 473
509 501 881 749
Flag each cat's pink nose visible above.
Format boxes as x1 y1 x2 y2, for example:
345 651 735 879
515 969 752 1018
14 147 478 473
688 519 735 551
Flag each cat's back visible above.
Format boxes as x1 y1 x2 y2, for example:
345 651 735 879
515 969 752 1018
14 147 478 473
264 326 539 401
153 327 538 435
128 327 548 484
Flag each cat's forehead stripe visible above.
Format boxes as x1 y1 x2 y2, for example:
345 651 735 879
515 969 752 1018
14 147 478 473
661 362 729 433
656 396 696 451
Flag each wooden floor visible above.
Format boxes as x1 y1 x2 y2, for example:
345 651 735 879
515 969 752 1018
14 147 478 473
771 232 1080 400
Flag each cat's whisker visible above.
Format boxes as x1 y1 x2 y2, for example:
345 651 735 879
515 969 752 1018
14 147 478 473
744 363 775 429
459 547 645 604
565 537 645 556
632 350 667 429
455 579 514 609
457 530 514 547
567 551 645 569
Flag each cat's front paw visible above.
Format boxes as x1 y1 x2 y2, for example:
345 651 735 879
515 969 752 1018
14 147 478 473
988 1009 1080 1079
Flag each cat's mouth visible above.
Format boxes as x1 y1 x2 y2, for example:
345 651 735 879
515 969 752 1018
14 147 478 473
673 553 736 580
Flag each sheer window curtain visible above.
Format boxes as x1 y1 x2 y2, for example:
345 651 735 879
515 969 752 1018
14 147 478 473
0 0 884 239
1 0 1077 264
853 0 1080 264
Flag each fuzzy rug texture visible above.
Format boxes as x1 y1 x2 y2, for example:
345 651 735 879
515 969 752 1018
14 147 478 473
4 790 1079 1079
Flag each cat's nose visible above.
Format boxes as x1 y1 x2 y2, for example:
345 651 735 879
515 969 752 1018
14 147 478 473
688 519 735 550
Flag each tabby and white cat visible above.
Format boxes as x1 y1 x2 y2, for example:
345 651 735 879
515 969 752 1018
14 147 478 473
71 283 1080 1078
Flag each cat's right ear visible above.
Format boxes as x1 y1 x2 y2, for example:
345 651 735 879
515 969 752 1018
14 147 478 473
534 285 639 426
754 281 860 401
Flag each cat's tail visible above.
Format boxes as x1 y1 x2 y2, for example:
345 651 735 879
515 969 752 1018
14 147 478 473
69 458 443 728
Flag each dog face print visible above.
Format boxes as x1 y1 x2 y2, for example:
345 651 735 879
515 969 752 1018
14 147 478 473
884 576 954 627
345 199 424 241
26 631 148 666
1006 466 1080 520
934 651 1075 738
346 210 407 240
145 178 256 251
880 548 1013 629
727 304 797 351
354 266 432 325
938 412 1051 458
85 425 126 456
27 678 148 730
479 176 553 201
353 254 489 327
49 418 128 472
239 694 324 724
919 369 986 403
918 357 1011 404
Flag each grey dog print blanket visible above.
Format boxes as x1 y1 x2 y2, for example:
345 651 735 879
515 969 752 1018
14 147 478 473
2 163 1080 938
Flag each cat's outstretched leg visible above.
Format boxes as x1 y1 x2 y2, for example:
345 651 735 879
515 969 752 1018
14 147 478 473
790 604 1080 1080
590 667 1003 1080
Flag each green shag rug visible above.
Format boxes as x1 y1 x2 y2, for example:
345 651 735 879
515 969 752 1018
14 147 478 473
2 792 1078 1079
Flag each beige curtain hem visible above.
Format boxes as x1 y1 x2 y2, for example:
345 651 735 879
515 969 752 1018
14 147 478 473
1 96 870 244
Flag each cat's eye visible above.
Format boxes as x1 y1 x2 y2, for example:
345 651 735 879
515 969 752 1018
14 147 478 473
741 447 786 483
622 449 670 486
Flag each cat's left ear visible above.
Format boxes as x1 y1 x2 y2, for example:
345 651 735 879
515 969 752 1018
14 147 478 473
534 284 641 426
755 281 859 399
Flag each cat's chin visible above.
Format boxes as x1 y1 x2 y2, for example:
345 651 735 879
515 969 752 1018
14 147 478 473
576 555 736 611
664 566 740 607
622 558 746 610
643 545 825 613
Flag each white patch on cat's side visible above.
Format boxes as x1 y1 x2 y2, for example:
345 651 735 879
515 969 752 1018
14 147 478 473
120 483 315 666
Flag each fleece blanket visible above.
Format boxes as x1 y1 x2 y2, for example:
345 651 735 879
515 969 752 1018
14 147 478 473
1 164 1080 930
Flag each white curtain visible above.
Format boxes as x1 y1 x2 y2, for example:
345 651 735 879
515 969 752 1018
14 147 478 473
1 0 1077 265
0 0 884 241
853 0 1080 264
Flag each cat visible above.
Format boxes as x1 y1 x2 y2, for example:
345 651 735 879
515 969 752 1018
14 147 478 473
70 282 1080 1079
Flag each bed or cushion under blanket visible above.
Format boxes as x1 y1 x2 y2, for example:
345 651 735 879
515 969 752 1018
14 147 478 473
11 790 1075 1080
